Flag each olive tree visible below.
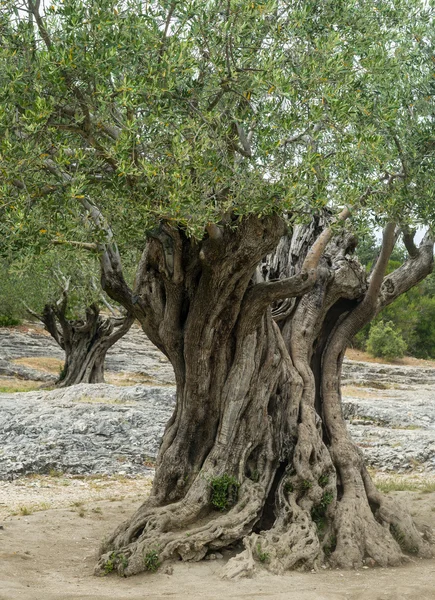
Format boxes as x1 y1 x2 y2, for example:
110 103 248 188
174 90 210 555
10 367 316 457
1 0 435 577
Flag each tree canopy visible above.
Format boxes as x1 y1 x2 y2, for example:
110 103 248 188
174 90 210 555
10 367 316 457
1 0 434 247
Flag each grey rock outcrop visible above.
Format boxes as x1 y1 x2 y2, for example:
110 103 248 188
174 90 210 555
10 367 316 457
2 324 435 479
0 384 175 480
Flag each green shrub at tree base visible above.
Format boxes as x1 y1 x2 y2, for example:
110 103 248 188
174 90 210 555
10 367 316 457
366 321 407 360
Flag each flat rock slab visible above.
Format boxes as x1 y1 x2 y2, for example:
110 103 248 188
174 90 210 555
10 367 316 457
0 383 175 480
2 324 435 478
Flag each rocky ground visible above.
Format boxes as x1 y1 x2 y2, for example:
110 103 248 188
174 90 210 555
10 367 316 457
1 323 435 479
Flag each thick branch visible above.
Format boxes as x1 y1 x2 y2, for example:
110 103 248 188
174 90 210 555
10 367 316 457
402 229 419 259
246 207 350 313
379 230 434 310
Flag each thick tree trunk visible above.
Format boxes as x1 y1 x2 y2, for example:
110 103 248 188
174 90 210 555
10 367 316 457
96 216 434 577
36 301 133 387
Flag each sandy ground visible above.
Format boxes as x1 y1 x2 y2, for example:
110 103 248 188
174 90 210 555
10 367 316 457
1 476 435 600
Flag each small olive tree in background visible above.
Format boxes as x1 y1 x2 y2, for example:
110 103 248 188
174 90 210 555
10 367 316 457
0 250 133 385
1 0 435 578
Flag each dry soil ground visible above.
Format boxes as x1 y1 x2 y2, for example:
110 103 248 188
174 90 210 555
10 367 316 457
2 474 435 600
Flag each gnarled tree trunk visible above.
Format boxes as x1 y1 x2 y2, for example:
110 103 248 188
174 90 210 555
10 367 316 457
30 288 134 386
96 215 434 577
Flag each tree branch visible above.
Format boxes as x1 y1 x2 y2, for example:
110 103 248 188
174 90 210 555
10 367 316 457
247 207 351 312
378 230 434 311
52 239 99 252
402 229 419 259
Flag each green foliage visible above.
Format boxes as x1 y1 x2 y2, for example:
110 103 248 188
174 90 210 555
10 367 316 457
143 549 160 573
210 474 239 511
1 0 434 252
103 552 117 574
0 315 21 327
103 551 129 575
256 543 270 564
318 474 329 488
301 479 312 492
311 491 334 534
283 480 294 494
366 321 407 360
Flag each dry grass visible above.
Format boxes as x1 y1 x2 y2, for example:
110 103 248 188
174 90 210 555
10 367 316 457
341 385 385 398
0 473 153 519
0 377 48 393
106 372 159 386
12 356 63 374
346 348 435 369
371 472 435 493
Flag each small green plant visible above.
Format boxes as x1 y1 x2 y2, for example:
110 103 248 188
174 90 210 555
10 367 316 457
19 505 32 516
318 474 329 488
301 479 312 491
256 543 270 563
320 491 334 509
311 491 334 533
367 321 407 360
210 474 240 511
103 553 117 574
283 479 294 494
103 551 129 574
143 549 160 572
249 469 260 482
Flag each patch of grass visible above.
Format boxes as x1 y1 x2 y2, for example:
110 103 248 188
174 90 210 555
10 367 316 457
92 506 103 514
0 378 44 393
19 505 33 516
143 549 160 572
374 476 435 494
13 356 63 375
49 468 63 478
210 474 239 511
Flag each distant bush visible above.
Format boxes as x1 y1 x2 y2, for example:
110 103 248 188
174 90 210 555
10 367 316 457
0 315 21 327
366 321 407 360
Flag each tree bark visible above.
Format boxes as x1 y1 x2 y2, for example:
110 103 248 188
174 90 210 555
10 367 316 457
95 215 434 577
33 298 133 387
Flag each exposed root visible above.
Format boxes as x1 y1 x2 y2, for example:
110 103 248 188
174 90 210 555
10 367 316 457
95 479 265 577
363 467 433 559
327 461 433 569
